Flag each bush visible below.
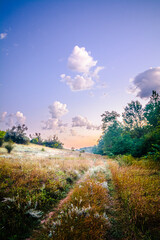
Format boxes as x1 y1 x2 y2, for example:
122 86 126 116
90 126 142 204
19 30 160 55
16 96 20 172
5 141 14 153
4 125 29 144
43 135 63 149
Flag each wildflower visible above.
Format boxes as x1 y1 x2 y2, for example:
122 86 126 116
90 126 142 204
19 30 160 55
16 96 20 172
101 181 108 190
26 209 43 218
2 197 15 203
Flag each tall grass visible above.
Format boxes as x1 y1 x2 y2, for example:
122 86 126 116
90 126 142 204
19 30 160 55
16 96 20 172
0 144 105 240
32 165 111 240
108 158 160 240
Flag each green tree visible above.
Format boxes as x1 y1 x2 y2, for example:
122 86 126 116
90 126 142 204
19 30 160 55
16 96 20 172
0 130 6 147
4 124 29 144
144 90 160 128
101 111 120 131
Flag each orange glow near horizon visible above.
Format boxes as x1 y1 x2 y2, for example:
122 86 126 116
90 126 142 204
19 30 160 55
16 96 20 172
63 134 101 149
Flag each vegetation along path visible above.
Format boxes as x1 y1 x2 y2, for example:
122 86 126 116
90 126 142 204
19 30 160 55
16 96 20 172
0 144 160 240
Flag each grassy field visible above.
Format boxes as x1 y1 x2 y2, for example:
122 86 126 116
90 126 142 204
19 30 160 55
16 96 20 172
0 144 160 240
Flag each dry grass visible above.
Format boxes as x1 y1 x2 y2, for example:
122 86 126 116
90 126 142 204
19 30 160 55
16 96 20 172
0 144 106 240
108 159 160 239
32 164 112 240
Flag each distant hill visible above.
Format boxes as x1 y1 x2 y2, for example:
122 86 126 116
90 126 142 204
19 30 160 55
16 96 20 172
78 146 94 153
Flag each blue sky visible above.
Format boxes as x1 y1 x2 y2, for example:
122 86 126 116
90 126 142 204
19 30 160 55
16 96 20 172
0 0 160 148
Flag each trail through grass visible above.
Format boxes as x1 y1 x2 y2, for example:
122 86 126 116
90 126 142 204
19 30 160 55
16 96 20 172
0 144 160 240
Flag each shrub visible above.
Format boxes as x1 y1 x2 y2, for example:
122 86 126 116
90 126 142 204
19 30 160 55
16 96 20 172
43 135 63 149
4 124 29 144
5 141 14 153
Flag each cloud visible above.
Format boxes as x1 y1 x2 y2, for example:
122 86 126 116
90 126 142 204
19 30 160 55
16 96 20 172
61 74 94 91
0 33 7 40
93 66 105 78
72 115 100 130
42 118 67 131
1 111 26 127
60 45 104 91
42 101 68 131
0 112 7 122
128 67 160 98
15 111 26 125
49 101 68 118
70 129 77 136
68 45 97 73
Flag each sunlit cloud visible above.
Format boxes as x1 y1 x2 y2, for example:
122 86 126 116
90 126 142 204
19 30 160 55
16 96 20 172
0 112 7 122
49 101 68 118
128 67 160 98
0 111 26 127
42 101 68 132
68 45 97 73
60 45 104 91
61 74 94 91
72 115 100 130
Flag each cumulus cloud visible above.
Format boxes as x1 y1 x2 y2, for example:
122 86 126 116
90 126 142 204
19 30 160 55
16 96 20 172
15 111 26 125
49 101 68 118
42 101 68 131
61 74 94 91
1 111 26 127
0 33 7 40
42 118 67 131
72 115 100 130
60 45 104 91
68 45 97 73
128 67 160 98
0 112 7 122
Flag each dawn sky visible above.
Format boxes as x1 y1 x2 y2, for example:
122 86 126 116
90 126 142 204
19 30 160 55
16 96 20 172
0 0 160 148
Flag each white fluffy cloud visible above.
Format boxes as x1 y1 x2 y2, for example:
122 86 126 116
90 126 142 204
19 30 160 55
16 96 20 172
61 74 94 91
128 67 160 98
0 112 7 122
15 111 26 125
49 101 68 118
72 115 100 130
42 118 67 131
0 33 7 40
68 45 97 73
42 101 68 131
60 45 104 91
0 111 26 127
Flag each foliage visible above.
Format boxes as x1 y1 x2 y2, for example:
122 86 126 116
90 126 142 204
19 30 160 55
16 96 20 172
101 110 120 131
43 135 63 149
5 124 29 144
95 91 160 160
5 140 14 153
0 130 6 147
30 132 43 145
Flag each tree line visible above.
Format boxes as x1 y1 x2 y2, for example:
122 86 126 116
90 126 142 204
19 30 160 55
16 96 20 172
0 125 63 150
93 91 160 161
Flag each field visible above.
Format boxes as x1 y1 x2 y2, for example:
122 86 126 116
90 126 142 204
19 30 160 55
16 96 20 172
0 144 160 240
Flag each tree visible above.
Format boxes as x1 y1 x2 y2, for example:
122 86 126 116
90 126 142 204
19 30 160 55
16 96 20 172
4 124 29 144
122 100 145 130
0 130 6 147
144 90 160 128
101 111 120 131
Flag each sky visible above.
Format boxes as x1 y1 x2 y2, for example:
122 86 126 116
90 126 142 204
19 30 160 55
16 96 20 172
0 0 160 148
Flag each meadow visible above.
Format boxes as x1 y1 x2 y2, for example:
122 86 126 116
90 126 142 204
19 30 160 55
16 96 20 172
0 144 160 240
